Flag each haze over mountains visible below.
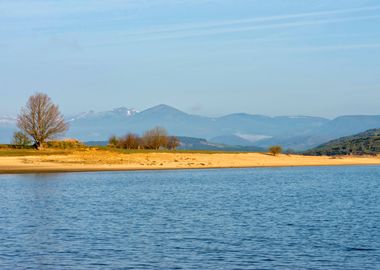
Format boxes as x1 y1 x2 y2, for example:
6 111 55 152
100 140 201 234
2 104 380 151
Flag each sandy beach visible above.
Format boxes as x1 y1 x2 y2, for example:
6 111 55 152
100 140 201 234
1 149 380 174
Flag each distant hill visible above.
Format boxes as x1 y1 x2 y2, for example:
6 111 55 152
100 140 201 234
85 136 266 152
177 137 265 152
2 105 380 151
210 135 257 146
65 105 329 150
306 129 380 156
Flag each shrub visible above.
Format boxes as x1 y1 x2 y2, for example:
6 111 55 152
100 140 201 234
46 139 84 149
12 131 32 148
108 135 119 147
269 145 282 156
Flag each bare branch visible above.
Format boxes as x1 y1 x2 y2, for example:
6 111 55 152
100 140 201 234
17 93 69 148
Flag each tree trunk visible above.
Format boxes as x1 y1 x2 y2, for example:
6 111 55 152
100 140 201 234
34 141 43 150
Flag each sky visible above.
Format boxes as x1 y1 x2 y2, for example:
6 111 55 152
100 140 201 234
1 0 380 118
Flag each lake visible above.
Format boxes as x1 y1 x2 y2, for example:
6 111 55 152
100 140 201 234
0 166 379 269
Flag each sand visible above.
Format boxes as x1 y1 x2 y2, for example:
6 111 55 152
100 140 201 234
0 149 380 174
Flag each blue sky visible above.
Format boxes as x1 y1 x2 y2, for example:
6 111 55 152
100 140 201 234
1 0 380 118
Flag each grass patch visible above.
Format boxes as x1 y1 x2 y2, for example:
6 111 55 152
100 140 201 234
0 145 255 157
0 148 74 157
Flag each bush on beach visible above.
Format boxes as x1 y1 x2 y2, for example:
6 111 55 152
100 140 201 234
46 139 85 149
269 145 282 156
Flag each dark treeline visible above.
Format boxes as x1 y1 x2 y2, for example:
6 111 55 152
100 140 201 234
109 127 180 150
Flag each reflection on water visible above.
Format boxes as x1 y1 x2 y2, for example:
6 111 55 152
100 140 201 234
0 167 379 269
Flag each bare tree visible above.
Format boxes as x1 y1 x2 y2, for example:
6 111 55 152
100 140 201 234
17 93 68 149
142 127 168 150
119 133 141 149
167 136 180 150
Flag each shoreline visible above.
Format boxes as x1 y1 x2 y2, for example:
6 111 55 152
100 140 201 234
2 163 380 175
1 151 380 175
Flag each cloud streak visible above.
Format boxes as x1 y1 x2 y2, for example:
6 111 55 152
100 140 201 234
3 3 380 38
130 14 380 41
290 43 380 52
125 5 380 37
0 0 380 51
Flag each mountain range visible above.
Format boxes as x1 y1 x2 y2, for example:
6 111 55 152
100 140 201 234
2 104 380 151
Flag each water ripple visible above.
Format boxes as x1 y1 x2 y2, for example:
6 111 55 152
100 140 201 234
0 166 379 269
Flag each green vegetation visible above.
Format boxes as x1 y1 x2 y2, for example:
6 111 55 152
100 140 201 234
46 139 85 149
306 129 380 156
5 138 86 151
1 137 85 156
269 145 282 156
0 145 72 156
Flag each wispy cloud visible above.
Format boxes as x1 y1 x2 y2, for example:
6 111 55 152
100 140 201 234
289 43 380 52
3 3 380 38
2 1 380 54
125 5 380 37
129 14 380 41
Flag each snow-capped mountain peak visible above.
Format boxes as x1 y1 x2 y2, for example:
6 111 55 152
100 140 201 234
68 107 139 122
68 111 96 122
111 107 138 117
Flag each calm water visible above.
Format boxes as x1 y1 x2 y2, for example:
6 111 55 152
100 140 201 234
0 167 379 269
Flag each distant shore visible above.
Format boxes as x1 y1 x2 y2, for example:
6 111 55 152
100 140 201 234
1 149 380 174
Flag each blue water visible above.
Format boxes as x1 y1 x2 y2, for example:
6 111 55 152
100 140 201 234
0 166 379 269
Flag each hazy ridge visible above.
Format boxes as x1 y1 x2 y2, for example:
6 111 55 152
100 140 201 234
2 104 380 151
